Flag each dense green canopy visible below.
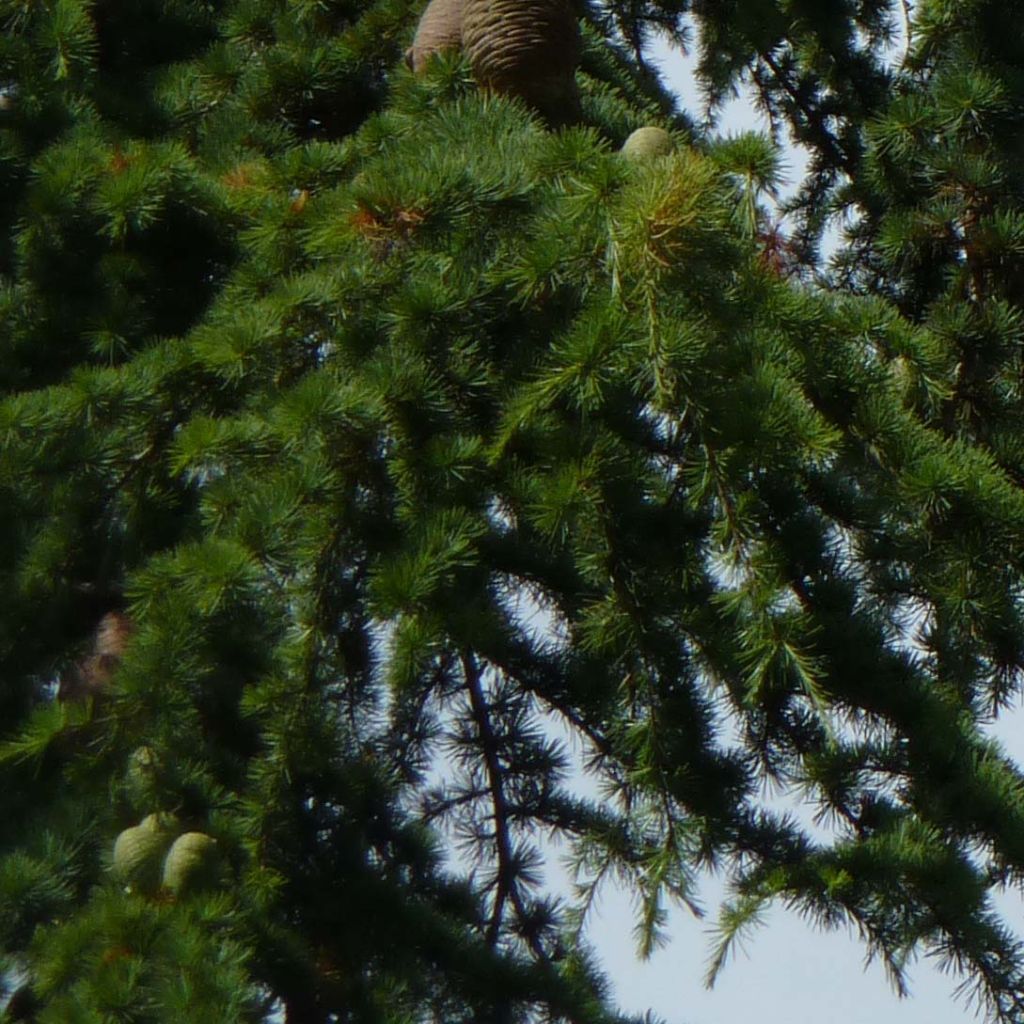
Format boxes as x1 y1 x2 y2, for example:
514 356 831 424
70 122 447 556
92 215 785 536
3 1 1024 1022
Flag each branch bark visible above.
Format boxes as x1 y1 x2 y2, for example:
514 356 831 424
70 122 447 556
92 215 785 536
462 651 548 960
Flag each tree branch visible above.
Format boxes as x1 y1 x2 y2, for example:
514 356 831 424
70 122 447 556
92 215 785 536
462 651 548 960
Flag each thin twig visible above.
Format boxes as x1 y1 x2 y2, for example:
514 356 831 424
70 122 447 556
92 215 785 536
900 0 914 68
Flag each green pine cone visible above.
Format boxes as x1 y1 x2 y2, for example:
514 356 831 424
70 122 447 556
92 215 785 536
621 126 675 160
161 832 220 895
111 814 175 891
125 745 161 792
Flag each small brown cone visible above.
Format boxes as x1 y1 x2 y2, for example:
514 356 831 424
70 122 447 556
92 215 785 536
59 610 134 702
409 0 465 73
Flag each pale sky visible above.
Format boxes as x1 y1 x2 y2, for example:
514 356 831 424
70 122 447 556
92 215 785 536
574 32 1024 1024
585 709 1024 1024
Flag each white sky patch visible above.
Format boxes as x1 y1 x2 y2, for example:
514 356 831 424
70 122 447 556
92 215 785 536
645 33 808 206
644 11 916 264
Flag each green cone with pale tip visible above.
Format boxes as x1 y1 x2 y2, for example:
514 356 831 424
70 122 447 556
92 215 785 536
125 745 161 796
162 832 220 894
621 126 675 160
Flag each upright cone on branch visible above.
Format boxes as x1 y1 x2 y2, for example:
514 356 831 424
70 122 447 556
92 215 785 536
621 126 675 160
461 0 582 126
59 611 134 703
125 745 162 806
162 832 221 895
407 0 465 73
111 814 177 892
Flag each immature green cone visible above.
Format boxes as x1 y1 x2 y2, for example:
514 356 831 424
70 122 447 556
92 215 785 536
888 355 916 403
461 0 581 126
408 0 464 73
621 126 675 160
124 745 162 807
126 745 159 782
111 814 176 892
161 832 220 895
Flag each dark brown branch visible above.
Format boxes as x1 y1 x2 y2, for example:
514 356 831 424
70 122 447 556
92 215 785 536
758 50 857 177
461 651 547 960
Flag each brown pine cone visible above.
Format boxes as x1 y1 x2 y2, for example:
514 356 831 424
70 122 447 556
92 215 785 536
58 610 133 702
461 0 582 125
407 0 465 73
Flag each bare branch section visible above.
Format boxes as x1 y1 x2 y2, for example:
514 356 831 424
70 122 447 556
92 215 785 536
461 652 549 961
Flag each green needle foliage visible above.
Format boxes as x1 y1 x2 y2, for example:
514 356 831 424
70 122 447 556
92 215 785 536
4 0 1024 1022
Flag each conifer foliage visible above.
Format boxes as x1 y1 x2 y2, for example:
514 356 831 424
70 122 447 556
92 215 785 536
4 1 1024 1022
